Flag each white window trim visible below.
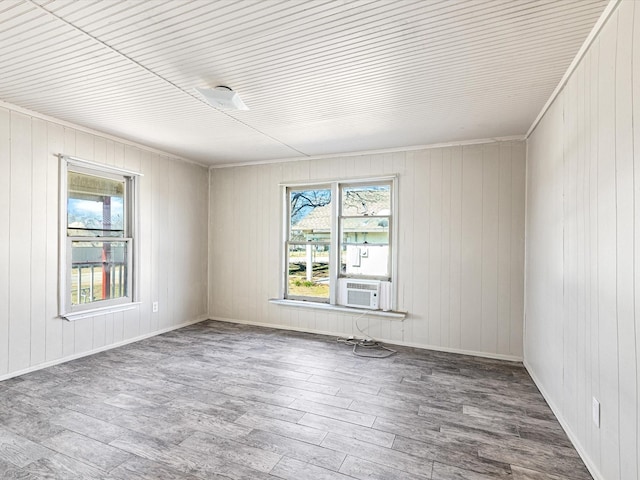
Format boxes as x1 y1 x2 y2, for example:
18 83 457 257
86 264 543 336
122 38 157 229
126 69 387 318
269 298 406 319
58 155 143 321
280 174 399 311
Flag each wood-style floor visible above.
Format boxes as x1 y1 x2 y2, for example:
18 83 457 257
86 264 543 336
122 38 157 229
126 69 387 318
0 320 592 480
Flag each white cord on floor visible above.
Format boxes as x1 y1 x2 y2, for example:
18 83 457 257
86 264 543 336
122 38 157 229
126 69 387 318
336 311 396 358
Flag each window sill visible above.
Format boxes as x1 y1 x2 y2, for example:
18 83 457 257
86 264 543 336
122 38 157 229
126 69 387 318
61 302 141 322
269 299 406 319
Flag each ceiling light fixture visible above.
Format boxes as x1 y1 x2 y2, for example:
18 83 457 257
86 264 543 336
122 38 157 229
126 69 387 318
195 86 249 111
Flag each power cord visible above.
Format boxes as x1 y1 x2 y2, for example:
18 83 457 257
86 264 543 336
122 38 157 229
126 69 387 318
337 311 397 358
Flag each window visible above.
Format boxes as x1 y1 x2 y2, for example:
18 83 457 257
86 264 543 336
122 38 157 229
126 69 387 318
340 183 391 279
284 177 396 310
59 156 141 319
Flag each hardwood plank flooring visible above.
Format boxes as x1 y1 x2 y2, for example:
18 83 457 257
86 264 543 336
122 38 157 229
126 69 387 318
0 320 593 479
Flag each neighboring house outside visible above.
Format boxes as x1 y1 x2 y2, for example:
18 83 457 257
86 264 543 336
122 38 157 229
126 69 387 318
291 189 390 279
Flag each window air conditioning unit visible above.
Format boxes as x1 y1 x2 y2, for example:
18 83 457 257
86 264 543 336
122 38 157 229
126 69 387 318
344 280 380 310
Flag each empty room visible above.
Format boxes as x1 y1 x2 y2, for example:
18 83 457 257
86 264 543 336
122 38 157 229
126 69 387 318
0 0 638 479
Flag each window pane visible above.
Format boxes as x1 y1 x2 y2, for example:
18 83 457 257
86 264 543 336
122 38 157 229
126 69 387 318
287 244 330 300
341 217 389 244
71 241 128 305
289 188 331 242
68 171 125 237
341 244 389 278
341 184 390 217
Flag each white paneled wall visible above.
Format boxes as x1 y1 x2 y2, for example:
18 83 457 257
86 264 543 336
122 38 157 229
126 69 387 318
209 141 526 359
0 105 209 380
525 2 639 479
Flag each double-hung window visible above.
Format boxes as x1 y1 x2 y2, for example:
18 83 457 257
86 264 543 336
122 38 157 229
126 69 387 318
284 177 396 310
59 156 140 320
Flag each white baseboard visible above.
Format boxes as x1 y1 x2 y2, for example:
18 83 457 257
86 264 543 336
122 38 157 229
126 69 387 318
523 360 604 480
207 315 523 362
0 315 209 382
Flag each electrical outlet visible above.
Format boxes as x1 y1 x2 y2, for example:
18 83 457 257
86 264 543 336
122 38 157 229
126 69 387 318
152 301 159 313
592 397 600 428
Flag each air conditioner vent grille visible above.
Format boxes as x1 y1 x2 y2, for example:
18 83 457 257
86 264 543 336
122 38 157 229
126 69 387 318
346 282 378 291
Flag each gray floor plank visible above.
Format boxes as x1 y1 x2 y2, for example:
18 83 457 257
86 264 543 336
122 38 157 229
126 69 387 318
298 412 396 448
109 456 204 480
340 454 432 479
290 398 376 427
22 453 110 480
321 432 438 479
180 431 282 473
239 429 345 471
270 456 353 480
431 462 502 480
0 426 55 468
41 430 131 472
235 412 327 444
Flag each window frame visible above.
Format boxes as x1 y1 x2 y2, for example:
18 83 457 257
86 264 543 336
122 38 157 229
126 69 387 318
58 155 142 321
281 175 398 310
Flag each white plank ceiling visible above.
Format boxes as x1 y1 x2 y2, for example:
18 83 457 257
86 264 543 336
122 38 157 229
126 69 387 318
0 0 609 165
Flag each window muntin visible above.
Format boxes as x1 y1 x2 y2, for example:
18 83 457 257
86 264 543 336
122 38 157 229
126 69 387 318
284 178 394 307
60 157 139 317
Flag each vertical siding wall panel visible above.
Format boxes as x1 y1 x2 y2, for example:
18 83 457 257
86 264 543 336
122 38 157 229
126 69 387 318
412 150 429 344
9 112 33 372
587 41 602 469
481 145 500 354
633 3 640 478
574 59 588 446
563 71 578 429
209 141 526 358
148 154 160 334
440 148 452 348
525 2 639 479
0 108 9 375
0 105 208 381
460 145 483 353
428 150 443 346
138 150 152 337
400 153 415 342
527 99 566 394
615 3 637 479
156 155 171 331
596 13 620 480
497 143 512 354
510 142 525 357
30 118 47 367
449 147 463 350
